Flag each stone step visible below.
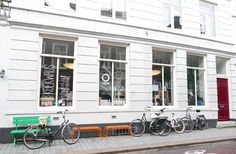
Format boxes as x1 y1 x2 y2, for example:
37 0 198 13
216 121 236 128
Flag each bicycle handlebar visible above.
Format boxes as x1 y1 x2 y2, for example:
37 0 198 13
160 108 166 113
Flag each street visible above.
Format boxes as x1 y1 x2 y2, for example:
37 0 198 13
121 141 236 154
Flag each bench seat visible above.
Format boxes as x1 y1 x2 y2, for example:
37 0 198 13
79 126 102 138
104 125 131 137
10 116 51 145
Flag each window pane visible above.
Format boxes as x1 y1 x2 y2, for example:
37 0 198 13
196 70 204 106
57 58 73 106
153 50 172 64
101 0 112 17
114 0 126 19
113 62 126 106
188 69 195 106
163 6 171 28
43 38 74 56
152 65 163 106
187 55 204 68
40 57 57 107
216 58 227 75
173 8 182 29
44 0 77 11
208 14 215 36
99 61 113 106
100 45 126 60
200 14 206 34
164 67 173 106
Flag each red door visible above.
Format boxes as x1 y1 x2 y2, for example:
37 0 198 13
217 78 229 121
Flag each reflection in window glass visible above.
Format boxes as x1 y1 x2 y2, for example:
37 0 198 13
101 0 126 19
216 58 227 75
40 39 74 107
153 50 172 64
187 55 205 106
99 45 126 106
152 65 163 106
152 50 173 106
187 55 204 68
101 0 112 17
196 70 204 106
200 1 215 36
99 61 112 105
163 0 182 29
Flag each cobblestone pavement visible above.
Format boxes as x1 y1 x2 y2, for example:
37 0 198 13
0 127 236 154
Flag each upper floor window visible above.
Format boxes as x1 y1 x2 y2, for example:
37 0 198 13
99 44 126 106
163 0 182 29
187 55 205 106
101 0 126 20
40 38 75 107
44 0 76 11
152 50 174 106
200 1 215 36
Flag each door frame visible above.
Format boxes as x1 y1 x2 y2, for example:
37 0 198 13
217 77 230 121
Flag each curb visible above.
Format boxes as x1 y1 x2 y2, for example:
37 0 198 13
83 137 236 154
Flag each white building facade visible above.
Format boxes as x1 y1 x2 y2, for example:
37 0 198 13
0 0 236 142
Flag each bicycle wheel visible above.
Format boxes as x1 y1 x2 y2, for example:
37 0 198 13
154 119 171 136
197 116 208 130
129 119 145 137
61 123 80 145
182 117 194 133
173 118 185 134
23 126 48 149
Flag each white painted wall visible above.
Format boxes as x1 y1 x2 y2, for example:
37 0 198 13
0 0 235 128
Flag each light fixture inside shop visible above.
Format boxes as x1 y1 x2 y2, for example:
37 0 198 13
152 70 161 76
63 63 74 69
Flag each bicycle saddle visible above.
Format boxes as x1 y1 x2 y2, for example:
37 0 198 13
155 113 161 116
196 109 201 112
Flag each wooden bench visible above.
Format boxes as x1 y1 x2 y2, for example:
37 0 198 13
10 116 51 145
79 126 102 138
104 125 131 137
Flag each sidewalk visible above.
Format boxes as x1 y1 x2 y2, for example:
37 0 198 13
0 127 236 154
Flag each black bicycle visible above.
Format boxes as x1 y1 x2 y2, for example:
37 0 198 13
23 109 80 149
182 107 208 133
129 106 169 137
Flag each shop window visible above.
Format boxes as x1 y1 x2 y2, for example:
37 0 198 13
152 50 174 106
187 55 205 106
44 0 76 11
101 0 126 19
216 57 227 75
99 45 126 106
200 1 215 36
40 38 74 107
163 0 182 29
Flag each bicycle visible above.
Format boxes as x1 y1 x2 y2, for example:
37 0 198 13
156 109 185 136
182 107 208 133
23 109 80 149
129 106 169 137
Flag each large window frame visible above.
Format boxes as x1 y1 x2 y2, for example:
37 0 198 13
39 37 76 108
99 44 127 107
101 0 126 20
187 54 205 106
152 50 174 107
163 0 182 29
199 1 216 36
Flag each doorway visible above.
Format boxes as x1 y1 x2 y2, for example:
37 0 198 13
217 78 229 121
